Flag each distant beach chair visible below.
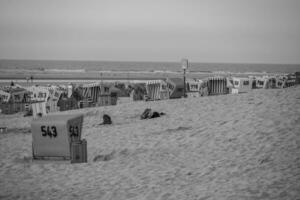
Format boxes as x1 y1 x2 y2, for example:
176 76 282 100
32 102 47 118
276 79 284 88
256 78 265 88
199 81 209 96
232 77 251 93
207 77 228 95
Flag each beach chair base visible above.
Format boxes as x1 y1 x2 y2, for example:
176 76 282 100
71 139 87 164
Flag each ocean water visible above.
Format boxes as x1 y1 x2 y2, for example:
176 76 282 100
0 59 299 74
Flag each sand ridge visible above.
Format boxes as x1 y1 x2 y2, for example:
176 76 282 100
0 86 300 199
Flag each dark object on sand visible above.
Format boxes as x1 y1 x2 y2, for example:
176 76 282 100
93 150 115 162
100 114 112 125
23 109 33 117
141 108 165 119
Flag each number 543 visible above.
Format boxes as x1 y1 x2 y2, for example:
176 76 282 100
41 126 57 138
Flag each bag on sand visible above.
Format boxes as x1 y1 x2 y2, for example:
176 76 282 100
100 114 112 125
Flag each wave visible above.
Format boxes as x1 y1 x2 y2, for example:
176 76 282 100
42 69 292 75
44 69 86 73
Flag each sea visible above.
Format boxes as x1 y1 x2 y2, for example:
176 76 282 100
1 59 300 74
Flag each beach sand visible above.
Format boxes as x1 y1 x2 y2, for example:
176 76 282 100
0 86 299 200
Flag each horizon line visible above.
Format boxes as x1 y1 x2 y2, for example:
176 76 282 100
0 58 299 65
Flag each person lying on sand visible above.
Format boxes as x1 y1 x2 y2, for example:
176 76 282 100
140 108 165 119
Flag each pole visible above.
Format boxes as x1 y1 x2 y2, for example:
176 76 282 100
183 68 186 98
100 71 103 96
181 58 188 98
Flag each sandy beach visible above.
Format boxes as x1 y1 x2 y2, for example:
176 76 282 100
1 0 300 199
0 85 299 199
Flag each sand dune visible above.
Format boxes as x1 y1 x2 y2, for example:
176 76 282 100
0 86 300 199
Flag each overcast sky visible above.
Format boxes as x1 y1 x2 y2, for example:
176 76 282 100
0 0 299 63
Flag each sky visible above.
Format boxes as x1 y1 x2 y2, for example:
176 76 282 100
0 0 300 63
